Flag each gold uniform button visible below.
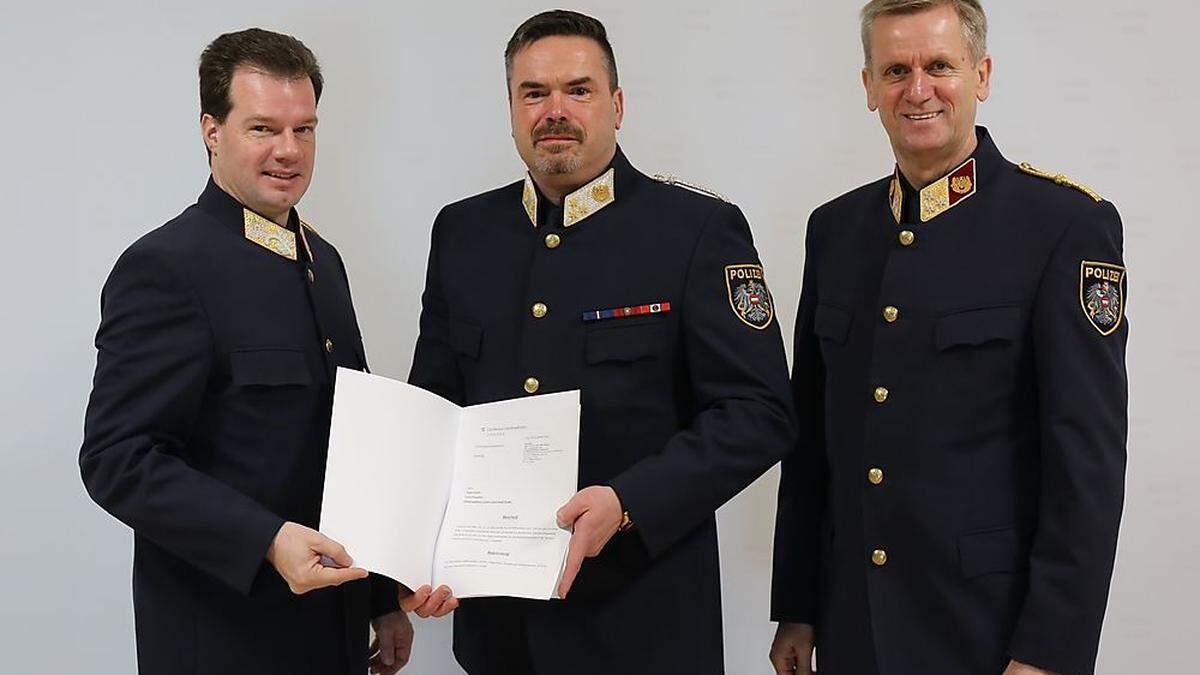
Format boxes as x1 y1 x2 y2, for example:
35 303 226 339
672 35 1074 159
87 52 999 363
523 377 540 394
531 302 548 318
868 468 884 485
306 268 315 284
872 549 888 566
873 386 889 403
545 233 561 249
883 306 899 323
899 230 915 246
324 339 334 353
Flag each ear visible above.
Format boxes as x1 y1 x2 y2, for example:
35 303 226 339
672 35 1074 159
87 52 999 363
201 113 221 155
975 55 993 102
612 87 625 131
862 68 878 112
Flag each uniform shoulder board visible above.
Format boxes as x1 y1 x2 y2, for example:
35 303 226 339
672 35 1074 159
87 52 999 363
651 173 729 203
1017 162 1103 202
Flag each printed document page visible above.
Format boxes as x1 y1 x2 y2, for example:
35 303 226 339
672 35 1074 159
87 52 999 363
320 368 579 600
433 392 580 599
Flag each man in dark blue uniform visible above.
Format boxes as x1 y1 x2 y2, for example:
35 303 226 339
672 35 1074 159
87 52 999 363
407 10 795 675
80 29 415 674
770 2 1127 675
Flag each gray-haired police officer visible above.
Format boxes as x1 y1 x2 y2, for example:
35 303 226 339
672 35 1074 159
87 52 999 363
771 3 1128 675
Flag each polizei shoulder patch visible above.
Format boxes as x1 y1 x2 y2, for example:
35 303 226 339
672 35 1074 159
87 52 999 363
1080 260 1126 335
725 263 774 330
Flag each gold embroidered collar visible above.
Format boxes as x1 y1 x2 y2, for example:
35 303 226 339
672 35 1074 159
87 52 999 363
889 157 978 224
242 209 315 261
522 167 616 229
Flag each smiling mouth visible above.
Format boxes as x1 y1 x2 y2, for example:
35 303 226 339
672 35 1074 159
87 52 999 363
904 111 943 121
263 171 300 181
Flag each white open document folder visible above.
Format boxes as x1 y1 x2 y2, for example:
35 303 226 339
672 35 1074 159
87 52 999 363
320 368 580 600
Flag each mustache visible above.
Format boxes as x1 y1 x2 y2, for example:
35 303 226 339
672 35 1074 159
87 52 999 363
534 120 584 142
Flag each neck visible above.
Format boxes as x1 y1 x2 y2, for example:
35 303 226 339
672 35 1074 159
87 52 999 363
211 170 290 226
896 132 978 189
529 146 616 205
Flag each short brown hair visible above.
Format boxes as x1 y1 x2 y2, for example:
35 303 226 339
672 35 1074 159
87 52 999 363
199 28 323 123
504 10 618 94
860 0 988 66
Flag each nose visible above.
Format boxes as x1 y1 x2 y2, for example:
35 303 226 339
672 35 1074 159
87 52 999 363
546 90 568 121
274 129 302 163
904 69 932 105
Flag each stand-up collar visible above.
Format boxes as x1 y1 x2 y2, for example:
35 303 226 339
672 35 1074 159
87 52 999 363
521 145 639 229
889 126 1005 224
196 176 314 261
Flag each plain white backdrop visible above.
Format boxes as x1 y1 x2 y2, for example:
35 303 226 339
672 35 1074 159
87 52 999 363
2 1 1194 672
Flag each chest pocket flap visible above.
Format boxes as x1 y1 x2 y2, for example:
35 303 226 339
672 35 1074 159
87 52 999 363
814 303 852 345
935 305 1022 351
449 318 483 358
230 348 312 387
586 323 665 364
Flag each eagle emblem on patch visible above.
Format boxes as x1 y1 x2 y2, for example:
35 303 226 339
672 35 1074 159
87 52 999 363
1080 261 1126 336
951 175 973 195
725 264 774 330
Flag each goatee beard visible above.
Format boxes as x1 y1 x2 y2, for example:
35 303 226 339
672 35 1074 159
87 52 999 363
533 153 584 175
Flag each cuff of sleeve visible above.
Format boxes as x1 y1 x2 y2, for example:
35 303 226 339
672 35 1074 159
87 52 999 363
769 593 818 626
604 483 635 533
369 574 401 619
1009 609 1102 675
230 512 287 596
606 472 675 557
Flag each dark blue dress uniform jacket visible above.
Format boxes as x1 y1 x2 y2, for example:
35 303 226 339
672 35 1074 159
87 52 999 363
80 179 396 674
771 128 1128 675
409 147 796 675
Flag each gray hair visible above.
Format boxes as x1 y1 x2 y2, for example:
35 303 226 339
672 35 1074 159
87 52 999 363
860 0 988 66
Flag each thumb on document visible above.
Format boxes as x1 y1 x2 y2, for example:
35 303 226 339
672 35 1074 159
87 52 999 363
267 522 368 594
312 534 355 568
556 495 588 529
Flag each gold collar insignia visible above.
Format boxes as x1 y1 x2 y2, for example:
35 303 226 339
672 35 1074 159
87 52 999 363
889 157 978 224
244 209 296 260
521 178 538 229
521 168 616 229
243 209 313 261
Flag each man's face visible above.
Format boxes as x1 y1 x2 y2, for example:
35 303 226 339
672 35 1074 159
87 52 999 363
509 35 623 182
202 67 317 223
862 4 991 169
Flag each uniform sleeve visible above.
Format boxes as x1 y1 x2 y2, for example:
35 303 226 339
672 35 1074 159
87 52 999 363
408 210 465 404
770 213 829 625
609 202 797 557
369 573 400 618
80 245 285 595
1009 200 1128 674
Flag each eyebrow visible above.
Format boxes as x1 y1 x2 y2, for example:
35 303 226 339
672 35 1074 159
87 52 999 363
244 116 319 126
881 53 956 69
516 76 594 91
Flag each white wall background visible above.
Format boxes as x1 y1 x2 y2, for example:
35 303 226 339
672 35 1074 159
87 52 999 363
2 1 1194 672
